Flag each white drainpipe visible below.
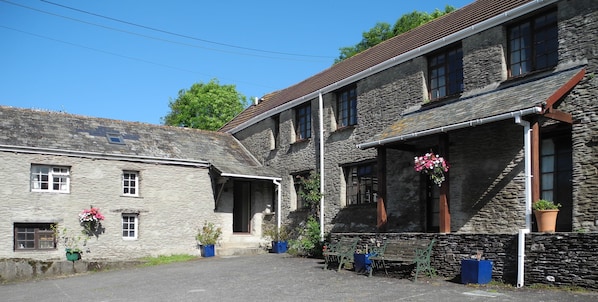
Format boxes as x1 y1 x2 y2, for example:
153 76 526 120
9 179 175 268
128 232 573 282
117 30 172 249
273 179 282 231
318 92 325 241
515 115 533 287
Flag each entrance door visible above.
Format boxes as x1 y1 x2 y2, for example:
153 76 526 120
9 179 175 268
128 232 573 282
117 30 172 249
426 179 440 233
233 181 251 233
540 131 572 231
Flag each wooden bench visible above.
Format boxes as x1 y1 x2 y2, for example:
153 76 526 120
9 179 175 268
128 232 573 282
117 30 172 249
369 238 435 281
323 237 359 272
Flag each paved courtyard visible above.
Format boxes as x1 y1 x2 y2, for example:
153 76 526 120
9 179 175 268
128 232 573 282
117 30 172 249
2 254 597 302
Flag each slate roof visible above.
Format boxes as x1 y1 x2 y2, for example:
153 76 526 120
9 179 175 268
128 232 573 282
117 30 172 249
358 66 586 148
0 106 278 179
220 0 535 133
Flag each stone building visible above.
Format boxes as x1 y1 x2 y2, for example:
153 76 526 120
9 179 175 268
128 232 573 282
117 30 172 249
221 0 598 235
0 107 279 261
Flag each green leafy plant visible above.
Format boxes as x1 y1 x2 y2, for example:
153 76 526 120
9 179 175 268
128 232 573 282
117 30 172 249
288 216 323 257
532 199 561 211
52 225 87 253
196 221 222 245
297 171 322 214
262 224 291 242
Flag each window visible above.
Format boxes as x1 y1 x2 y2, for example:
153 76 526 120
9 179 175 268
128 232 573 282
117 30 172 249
508 10 558 77
122 214 138 239
31 165 70 193
122 171 139 196
294 171 311 209
345 163 378 205
295 103 311 140
14 223 55 250
337 86 357 128
272 114 280 149
106 133 125 145
428 45 463 100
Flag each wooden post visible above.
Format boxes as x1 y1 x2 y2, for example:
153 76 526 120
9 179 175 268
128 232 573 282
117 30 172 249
531 120 540 203
377 147 388 232
439 134 451 233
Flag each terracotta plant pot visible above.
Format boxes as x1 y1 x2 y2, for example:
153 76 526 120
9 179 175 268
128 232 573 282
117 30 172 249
534 209 559 232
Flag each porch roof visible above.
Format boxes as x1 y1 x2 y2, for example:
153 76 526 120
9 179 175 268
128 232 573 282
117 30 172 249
357 65 586 149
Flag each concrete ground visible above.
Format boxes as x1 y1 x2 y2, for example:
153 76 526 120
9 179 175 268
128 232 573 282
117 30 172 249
1 254 597 302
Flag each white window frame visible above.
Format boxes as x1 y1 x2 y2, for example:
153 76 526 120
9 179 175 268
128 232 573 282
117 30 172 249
31 165 70 193
122 171 139 196
122 214 138 240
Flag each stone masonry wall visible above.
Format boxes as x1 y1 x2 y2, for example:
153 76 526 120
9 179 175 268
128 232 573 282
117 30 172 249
332 232 598 289
233 0 598 234
0 152 224 261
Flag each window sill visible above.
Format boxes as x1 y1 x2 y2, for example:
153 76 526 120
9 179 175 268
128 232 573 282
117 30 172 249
333 125 356 133
291 138 310 145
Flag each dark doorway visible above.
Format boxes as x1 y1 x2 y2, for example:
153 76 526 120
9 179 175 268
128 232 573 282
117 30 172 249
233 181 251 233
426 179 440 233
540 130 572 231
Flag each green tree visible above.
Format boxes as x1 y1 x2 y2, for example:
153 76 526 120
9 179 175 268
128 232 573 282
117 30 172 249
335 5 456 63
162 79 247 130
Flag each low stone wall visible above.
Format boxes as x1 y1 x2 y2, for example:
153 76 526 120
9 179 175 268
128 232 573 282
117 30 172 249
0 258 143 283
331 232 598 289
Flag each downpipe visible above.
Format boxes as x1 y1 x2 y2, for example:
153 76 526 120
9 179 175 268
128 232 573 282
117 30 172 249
515 115 532 287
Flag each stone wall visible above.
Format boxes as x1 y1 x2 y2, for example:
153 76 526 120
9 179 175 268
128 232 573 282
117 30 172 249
332 232 598 289
0 152 226 261
0 258 143 283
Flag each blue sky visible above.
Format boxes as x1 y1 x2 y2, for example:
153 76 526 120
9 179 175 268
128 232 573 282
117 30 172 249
1 0 473 125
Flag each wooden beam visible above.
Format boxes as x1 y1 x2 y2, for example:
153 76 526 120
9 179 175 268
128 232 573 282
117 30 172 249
544 108 573 124
543 68 585 112
438 134 451 233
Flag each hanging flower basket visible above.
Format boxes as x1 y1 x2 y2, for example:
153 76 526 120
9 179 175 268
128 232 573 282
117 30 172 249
414 153 449 187
79 206 105 237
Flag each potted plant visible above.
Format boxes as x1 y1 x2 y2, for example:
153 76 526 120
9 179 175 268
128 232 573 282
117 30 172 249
196 221 222 257
52 225 87 261
532 199 561 232
263 224 291 253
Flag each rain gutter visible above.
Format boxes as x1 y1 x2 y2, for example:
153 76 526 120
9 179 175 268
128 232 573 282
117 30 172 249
0 145 210 167
356 107 543 149
226 0 557 135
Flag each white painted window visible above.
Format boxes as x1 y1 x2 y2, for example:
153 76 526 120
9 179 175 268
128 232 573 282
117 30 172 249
122 214 138 239
122 171 139 196
31 165 70 193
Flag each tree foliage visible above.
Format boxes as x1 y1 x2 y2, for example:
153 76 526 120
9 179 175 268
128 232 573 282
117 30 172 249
162 79 247 130
335 5 456 63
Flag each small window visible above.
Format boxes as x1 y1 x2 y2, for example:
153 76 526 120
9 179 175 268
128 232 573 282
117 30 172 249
344 162 378 205
122 171 139 196
295 103 311 140
31 165 70 193
106 133 125 145
428 45 463 100
14 223 56 250
337 86 358 128
508 9 558 77
122 214 138 239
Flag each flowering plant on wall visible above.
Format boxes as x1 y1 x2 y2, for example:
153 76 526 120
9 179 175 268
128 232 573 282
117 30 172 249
414 153 449 186
79 206 105 237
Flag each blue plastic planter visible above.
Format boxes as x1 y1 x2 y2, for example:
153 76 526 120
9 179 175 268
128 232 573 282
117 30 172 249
202 244 215 257
461 259 493 284
271 241 288 253
353 253 372 274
